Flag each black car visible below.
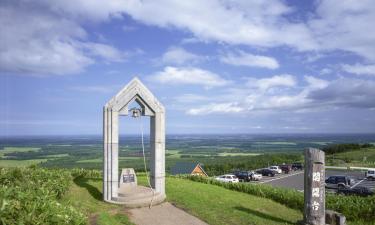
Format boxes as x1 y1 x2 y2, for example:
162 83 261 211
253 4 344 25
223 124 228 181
337 186 374 197
256 168 276 177
325 175 354 189
292 162 303 170
234 171 252 182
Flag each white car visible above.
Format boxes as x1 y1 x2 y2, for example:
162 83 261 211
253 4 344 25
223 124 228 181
215 174 239 183
269 166 282 174
366 169 375 180
250 171 262 181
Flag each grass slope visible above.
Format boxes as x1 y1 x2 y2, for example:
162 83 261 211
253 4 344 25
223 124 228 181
68 175 303 225
166 177 302 225
62 177 133 225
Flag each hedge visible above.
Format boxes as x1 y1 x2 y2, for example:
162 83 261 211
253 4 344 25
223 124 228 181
184 175 375 222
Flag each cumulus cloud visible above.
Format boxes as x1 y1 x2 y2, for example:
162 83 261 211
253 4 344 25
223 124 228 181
247 74 296 91
309 0 375 61
187 75 375 115
161 46 203 65
187 102 243 115
121 0 316 51
220 50 279 69
148 66 231 88
308 78 375 109
341 63 375 76
0 0 126 76
120 0 375 61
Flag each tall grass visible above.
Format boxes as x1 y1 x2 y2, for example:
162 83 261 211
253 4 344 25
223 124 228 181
0 167 86 225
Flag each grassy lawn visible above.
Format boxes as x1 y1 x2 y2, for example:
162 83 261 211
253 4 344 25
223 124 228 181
64 175 369 225
62 177 133 225
68 176 303 225
165 177 302 225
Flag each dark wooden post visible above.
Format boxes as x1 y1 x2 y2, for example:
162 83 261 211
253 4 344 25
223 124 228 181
304 148 325 225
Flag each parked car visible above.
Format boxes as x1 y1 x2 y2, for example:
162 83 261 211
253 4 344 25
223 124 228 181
337 186 374 197
325 175 355 189
292 162 303 170
365 169 375 180
279 164 292 174
234 171 252 182
215 174 239 183
256 168 276 177
250 171 262 181
269 166 282 174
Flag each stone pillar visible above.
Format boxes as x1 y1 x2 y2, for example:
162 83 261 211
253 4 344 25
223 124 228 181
103 107 119 202
304 148 325 225
150 111 165 195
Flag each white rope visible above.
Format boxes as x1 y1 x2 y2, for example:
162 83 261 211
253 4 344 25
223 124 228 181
139 114 155 209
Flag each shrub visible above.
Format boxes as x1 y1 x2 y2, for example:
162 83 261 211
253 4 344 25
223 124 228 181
184 175 375 222
0 167 86 225
70 168 102 179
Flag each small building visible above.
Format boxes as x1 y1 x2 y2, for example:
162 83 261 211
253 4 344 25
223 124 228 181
170 162 208 177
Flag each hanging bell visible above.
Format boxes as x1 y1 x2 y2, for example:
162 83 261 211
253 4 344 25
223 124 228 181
130 107 142 118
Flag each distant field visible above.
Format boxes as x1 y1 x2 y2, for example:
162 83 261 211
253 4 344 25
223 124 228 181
0 147 40 157
327 147 375 167
0 159 47 167
254 141 297 145
218 152 260 156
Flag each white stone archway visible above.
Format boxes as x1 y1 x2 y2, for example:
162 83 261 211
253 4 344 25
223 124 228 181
103 77 165 205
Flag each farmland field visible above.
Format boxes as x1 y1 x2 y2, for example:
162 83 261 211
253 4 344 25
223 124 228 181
1 134 375 173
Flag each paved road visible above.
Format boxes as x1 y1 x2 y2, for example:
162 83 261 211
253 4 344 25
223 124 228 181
252 169 375 192
126 202 208 225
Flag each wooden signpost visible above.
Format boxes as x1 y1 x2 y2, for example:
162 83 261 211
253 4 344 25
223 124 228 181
304 148 325 225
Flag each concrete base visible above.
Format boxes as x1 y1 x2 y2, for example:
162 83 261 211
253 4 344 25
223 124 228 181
109 185 165 208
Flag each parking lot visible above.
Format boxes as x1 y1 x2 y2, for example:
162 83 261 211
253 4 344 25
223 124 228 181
252 169 375 192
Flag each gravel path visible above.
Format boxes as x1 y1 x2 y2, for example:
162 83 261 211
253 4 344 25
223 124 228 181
126 202 208 225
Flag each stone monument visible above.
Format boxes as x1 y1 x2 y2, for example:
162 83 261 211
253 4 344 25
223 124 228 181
103 77 166 207
304 148 325 225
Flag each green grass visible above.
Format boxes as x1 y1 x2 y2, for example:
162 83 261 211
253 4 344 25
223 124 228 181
71 176 303 225
166 177 302 225
61 177 134 225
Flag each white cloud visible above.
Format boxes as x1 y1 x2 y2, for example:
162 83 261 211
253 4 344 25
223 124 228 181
121 0 316 51
320 68 332 75
309 0 375 61
121 0 375 61
161 47 203 65
304 76 329 90
0 1 126 76
341 63 375 76
148 66 231 88
220 50 279 69
187 76 375 116
247 74 296 91
187 102 243 115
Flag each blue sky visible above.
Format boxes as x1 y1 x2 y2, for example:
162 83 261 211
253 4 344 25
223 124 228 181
1 0 375 135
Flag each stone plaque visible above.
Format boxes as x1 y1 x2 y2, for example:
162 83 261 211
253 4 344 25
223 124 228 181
119 168 137 188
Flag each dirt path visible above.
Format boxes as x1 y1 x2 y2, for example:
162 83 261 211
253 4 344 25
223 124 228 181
125 202 208 225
